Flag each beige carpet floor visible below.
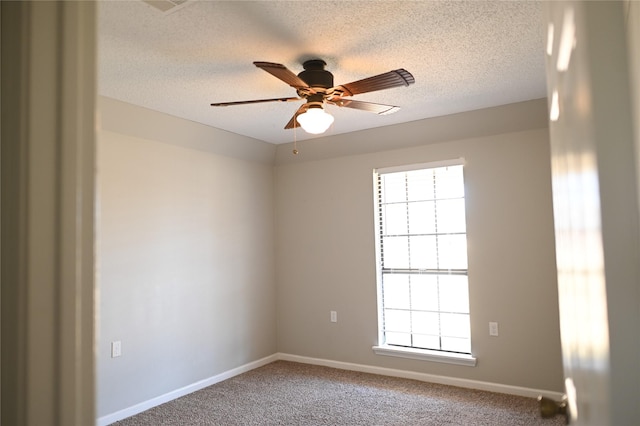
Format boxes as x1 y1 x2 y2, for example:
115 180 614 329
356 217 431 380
114 360 565 425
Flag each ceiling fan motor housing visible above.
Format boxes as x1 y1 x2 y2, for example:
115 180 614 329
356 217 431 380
298 59 334 89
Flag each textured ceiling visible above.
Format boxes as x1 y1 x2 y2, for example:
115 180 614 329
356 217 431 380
98 1 547 145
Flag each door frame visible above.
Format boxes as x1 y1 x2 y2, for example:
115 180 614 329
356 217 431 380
1 2 97 424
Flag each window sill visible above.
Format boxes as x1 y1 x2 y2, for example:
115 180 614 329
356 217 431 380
372 345 477 367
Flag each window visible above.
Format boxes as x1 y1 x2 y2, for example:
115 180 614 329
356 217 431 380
373 160 474 365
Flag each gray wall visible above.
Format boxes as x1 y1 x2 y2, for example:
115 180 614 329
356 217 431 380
97 98 277 416
274 100 564 392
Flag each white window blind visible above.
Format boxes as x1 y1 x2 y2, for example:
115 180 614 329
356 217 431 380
374 162 471 354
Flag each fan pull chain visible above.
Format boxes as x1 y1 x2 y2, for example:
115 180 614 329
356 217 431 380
293 113 299 155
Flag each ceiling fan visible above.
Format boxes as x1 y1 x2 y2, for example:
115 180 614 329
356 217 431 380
211 60 415 135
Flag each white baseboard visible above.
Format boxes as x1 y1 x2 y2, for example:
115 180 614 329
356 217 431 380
96 354 278 426
277 353 565 401
98 352 563 425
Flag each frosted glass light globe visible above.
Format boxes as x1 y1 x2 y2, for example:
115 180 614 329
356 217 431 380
297 107 334 134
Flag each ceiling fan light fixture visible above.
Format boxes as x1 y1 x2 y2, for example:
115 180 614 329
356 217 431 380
297 106 334 134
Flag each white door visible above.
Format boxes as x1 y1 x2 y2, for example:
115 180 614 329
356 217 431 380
543 1 640 424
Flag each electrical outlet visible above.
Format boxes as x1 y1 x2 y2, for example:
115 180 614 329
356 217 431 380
330 311 337 323
111 341 122 358
489 322 499 337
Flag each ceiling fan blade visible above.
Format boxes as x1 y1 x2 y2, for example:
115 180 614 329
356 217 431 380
284 104 309 129
327 99 400 115
254 62 311 90
211 97 300 107
334 69 415 97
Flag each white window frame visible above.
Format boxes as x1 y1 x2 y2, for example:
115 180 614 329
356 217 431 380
371 159 476 367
